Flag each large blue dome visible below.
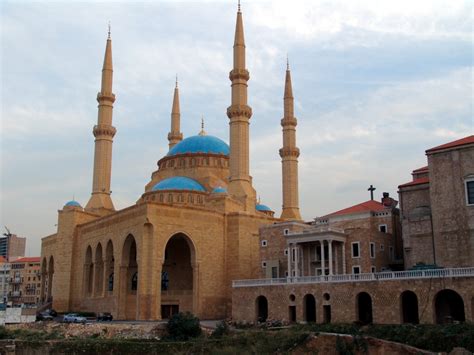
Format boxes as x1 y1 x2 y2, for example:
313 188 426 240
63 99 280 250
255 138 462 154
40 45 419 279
256 203 272 212
167 135 229 156
64 200 82 208
152 176 206 192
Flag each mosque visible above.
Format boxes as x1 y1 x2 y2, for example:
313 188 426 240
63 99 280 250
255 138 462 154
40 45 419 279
40 4 474 323
40 4 299 320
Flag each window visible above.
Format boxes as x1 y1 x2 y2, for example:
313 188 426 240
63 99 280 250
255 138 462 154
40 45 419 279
271 267 278 278
292 248 296 262
370 243 375 258
379 224 387 233
465 177 474 205
131 272 138 291
352 266 361 274
351 242 360 258
262 261 267 268
380 244 384 251
389 246 394 260
371 266 376 273
161 271 169 291
108 273 114 291
284 248 289 256
285 271 289 277
284 229 289 235
261 240 268 247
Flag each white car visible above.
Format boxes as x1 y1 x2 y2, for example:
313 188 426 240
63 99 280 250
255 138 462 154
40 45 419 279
63 313 87 323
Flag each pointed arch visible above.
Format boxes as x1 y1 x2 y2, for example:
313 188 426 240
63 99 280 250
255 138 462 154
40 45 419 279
40 257 47 303
119 234 138 320
47 256 54 302
105 240 114 293
94 243 103 296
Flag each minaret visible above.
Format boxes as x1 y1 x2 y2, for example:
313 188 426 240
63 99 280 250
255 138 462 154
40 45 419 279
168 76 183 149
226 2 256 210
85 28 116 214
279 59 302 220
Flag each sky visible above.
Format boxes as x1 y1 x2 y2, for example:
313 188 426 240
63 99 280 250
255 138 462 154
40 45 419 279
1 0 472 256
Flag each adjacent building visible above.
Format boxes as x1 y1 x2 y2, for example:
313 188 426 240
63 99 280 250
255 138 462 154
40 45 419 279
9 257 41 307
0 234 26 262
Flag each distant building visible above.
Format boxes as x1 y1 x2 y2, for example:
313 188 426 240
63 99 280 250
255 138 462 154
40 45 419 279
0 257 10 304
9 257 41 307
0 234 26 262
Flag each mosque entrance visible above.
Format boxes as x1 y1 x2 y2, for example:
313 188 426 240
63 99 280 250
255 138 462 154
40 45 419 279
161 233 195 318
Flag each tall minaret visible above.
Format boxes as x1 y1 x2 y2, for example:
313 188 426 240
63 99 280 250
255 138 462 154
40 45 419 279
227 2 256 210
85 29 116 214
279 60 302 220
168 77 183 149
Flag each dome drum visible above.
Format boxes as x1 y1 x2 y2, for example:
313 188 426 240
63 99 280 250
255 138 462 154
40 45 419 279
143 189 207 206
158 154 228 171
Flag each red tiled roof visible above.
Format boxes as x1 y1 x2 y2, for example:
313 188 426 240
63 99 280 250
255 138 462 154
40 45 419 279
13 257 41 263
323 200 386 218
426 135 474 154
398 176 430 188
412 166 428 173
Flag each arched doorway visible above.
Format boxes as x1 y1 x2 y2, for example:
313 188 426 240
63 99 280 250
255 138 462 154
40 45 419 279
94 243 103 296
47 256 54 302
303 294 316 322
120 235 138 320
401 290 419 324
161 233 195 319
357 292 373 324
256 295 268 322
434 289 465 324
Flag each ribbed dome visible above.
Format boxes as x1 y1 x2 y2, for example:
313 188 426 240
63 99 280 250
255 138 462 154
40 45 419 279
64 200 82 208
256 203 272 212
152 176 206 192
167 135 229 156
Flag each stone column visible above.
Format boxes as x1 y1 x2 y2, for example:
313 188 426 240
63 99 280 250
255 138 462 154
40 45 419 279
295 244 299 277
334 243 339 275
328 241 333 275
192 262 200 316
320 241 325 276
287 244 292 278
342 243 346 274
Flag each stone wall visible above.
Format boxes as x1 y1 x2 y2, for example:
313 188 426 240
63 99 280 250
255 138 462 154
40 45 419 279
232 276 474 324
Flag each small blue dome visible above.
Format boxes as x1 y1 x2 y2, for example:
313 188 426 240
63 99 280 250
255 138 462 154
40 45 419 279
65 200 82 208
152 176 206 192
256 204 272 212
167 135 229 156
212 186 227 193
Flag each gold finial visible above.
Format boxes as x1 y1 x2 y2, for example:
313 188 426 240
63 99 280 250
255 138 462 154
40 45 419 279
258 195 261 204
175 74 178 88
107 21 111 39
199 116 206 136
238 0 241 12
286 54 289 70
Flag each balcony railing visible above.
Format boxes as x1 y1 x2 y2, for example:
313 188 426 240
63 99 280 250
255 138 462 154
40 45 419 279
232 267 474 288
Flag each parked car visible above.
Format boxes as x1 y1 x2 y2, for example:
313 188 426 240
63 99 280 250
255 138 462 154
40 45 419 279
36 312 54 321
63 313 87 323
96 312 113 321
45 309 57 317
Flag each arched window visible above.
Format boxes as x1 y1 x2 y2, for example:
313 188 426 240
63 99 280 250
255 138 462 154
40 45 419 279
131 272 138 291
159 194 164 202
108 272 114 291
168 194 173 203
161 271 169 291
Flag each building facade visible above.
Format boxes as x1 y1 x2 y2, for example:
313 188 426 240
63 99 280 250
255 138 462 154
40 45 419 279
9 257 41 307
38 3 473 324
40 5 303 320
0 234 26 262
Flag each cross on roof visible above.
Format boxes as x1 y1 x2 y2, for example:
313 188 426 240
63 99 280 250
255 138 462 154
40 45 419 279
368 185 376 200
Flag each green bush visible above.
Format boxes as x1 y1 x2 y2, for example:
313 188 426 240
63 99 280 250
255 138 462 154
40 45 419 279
165 312 202 341
211 321 230 338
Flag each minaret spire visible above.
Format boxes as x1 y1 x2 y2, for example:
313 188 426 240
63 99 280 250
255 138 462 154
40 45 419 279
227 3 256 211
280 59 302 220
85 30 117 214
168 76 183 149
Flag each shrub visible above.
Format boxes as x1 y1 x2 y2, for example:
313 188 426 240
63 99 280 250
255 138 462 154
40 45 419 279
166 312 202 341
211 321 230 338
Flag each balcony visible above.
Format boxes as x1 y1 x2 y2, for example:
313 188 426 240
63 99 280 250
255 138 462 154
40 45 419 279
232 267 474 288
